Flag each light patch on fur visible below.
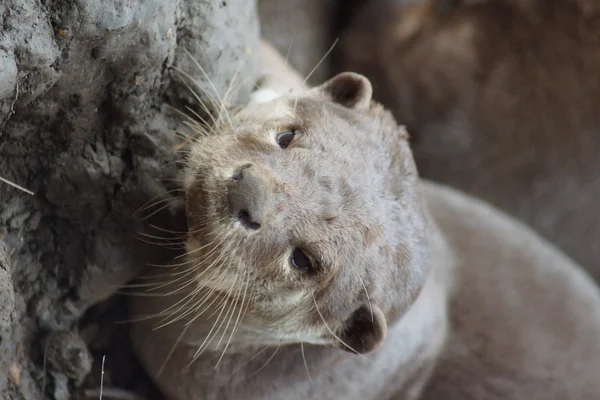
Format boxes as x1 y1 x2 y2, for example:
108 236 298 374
215 167 235 181
433 20 475 59
250 88 282 104
364 224 383 246
242 96 298 123
268 288 307 312
393 2 434 42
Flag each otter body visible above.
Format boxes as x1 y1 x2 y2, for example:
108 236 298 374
337 0 600 279
129 42 600 399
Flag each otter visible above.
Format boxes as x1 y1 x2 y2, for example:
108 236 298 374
128 41 600 399
336 0 600 280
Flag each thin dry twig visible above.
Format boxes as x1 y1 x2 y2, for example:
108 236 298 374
9 82 19 117
100 355 106 400
84 387 148 400
0 175 34 195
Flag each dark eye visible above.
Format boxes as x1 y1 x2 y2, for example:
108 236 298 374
276 130 296 149
290 248 313 272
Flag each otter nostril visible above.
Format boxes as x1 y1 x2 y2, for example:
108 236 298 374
237 210 261 230
232 163 253 181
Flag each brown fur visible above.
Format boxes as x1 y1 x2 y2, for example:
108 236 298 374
337 0 600 279
128 41 600 400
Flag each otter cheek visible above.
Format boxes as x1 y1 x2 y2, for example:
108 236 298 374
338 304 388 355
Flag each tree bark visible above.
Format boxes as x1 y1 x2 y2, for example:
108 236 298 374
0 0 260 398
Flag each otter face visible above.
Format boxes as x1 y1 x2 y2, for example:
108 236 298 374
182 73 430 355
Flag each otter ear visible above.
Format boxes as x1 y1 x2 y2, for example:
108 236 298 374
338 304 387 355
317 72 373 109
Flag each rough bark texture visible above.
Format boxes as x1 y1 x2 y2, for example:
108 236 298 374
0 0 260 398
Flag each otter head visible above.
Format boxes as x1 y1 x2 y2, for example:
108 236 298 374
182 72 431 356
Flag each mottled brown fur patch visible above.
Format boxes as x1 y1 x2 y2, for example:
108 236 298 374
364 224 383 246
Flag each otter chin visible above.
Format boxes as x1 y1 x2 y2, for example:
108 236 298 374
128 45 600 400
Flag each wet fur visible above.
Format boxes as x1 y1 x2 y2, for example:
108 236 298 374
128 41 600 399
337 0 600 279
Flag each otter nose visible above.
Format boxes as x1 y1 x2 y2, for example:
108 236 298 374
227 164 270 230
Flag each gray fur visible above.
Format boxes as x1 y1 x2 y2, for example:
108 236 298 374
128 42 600 400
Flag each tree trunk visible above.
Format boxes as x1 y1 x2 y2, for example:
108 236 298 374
0 0 260 398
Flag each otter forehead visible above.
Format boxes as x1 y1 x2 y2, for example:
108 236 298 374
231 96 394 186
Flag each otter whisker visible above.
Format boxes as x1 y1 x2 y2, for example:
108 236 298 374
168 269 231 322
120 269 197 287
213 275 244 368
175 286 225 324
112 304 184 325
221 59 244 107
221 72 258 112
174 118 212 146
284 40 294 68
359 276 374 322
165 102 214 133
154 288 219 330
182 117 212 137
179 109 216 136
137 246 229 295
140 199 181 222
301 342 314 390
197 287 231 322
132 235 186 251
189 296 230 363
183 49 235 133
137 230 188 242
188 241 234 280
156 321 191 378
182 105 215 131
116 286 217 326
153 282 224 330
303 38 339 87
229 345 270 376
215 268 250 368
192 272 240 360
122 249 223 292
171 66 221 126
249 344 281 377
134 188 185 216
148 223 198 236
177 240 233 278
156 156 189 169
136 232 188 246
293 38 340 114
137 266 204 292
171 66 222 129
173 233 224 260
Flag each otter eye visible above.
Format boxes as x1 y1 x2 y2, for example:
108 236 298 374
276 130 296 149
290 248 313 272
